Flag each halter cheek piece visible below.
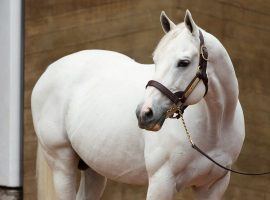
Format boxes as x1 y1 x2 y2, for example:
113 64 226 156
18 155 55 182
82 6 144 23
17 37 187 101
146 30 208 118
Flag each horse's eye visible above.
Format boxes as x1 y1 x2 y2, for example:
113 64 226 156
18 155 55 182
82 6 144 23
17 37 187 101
177 60 190 68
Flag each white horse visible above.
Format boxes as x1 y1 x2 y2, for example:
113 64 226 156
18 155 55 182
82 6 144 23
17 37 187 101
32 10 245 200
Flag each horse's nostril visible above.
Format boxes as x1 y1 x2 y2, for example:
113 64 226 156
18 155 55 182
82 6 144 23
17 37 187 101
141 108 154 123
145 108 153 118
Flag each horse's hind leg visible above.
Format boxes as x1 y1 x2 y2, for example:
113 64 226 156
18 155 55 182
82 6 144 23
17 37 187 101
41 146 78 200
193 172 231 200
76 168 107 200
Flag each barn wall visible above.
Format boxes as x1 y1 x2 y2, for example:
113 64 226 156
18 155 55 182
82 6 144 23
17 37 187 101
24 0 270 199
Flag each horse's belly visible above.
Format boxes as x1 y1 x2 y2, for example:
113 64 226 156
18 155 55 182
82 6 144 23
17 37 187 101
66 56 152 185
70 125 148 185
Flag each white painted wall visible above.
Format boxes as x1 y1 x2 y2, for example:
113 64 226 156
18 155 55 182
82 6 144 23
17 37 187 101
0 0 22 187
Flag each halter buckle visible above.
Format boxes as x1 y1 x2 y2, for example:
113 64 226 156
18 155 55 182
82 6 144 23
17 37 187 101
166 104 183 119
200 45 209 61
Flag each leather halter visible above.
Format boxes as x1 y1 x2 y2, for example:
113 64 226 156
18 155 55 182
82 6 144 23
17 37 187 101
146 30 208 118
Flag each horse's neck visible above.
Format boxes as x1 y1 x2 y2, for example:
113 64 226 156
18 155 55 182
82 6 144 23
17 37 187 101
203 34 239 137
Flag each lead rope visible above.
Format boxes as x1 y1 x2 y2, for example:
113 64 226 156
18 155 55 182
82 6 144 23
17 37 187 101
179 113 270 176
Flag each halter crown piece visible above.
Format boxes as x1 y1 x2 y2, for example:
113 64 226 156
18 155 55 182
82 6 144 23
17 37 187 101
146 30 208 118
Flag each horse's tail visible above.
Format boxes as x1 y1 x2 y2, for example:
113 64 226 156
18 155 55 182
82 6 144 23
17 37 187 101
36 142 57 200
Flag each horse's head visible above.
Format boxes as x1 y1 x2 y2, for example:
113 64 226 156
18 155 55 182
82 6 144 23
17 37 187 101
136 10 208 131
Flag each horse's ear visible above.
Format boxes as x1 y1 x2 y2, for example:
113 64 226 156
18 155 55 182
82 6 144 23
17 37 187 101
184 10 198 35
160 11 176 33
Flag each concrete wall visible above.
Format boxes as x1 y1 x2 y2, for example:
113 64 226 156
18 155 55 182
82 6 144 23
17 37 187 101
24 0 270 199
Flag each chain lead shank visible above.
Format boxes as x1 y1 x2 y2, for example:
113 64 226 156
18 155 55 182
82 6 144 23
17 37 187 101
179 113 194 146
179 113 270 176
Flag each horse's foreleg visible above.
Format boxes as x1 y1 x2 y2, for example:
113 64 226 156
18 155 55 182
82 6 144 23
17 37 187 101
193 172 230 200
76 168 107 200
146 165 176 200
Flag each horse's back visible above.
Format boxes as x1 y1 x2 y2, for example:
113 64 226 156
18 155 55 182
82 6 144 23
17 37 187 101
32 50 141 95
31 49 148 128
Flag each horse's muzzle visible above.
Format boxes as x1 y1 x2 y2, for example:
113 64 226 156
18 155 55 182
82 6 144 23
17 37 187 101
136 103 166 131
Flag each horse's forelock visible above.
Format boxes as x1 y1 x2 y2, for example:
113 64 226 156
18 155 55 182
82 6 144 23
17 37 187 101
153 23 185 59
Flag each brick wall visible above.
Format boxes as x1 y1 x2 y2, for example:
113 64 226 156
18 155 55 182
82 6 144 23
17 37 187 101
24 0 270 199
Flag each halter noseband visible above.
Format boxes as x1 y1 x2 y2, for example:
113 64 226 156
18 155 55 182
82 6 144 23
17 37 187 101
146 30 209 118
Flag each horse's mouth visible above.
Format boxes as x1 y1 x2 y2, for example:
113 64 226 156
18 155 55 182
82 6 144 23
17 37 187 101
138 116 166 132
144 123 162 131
